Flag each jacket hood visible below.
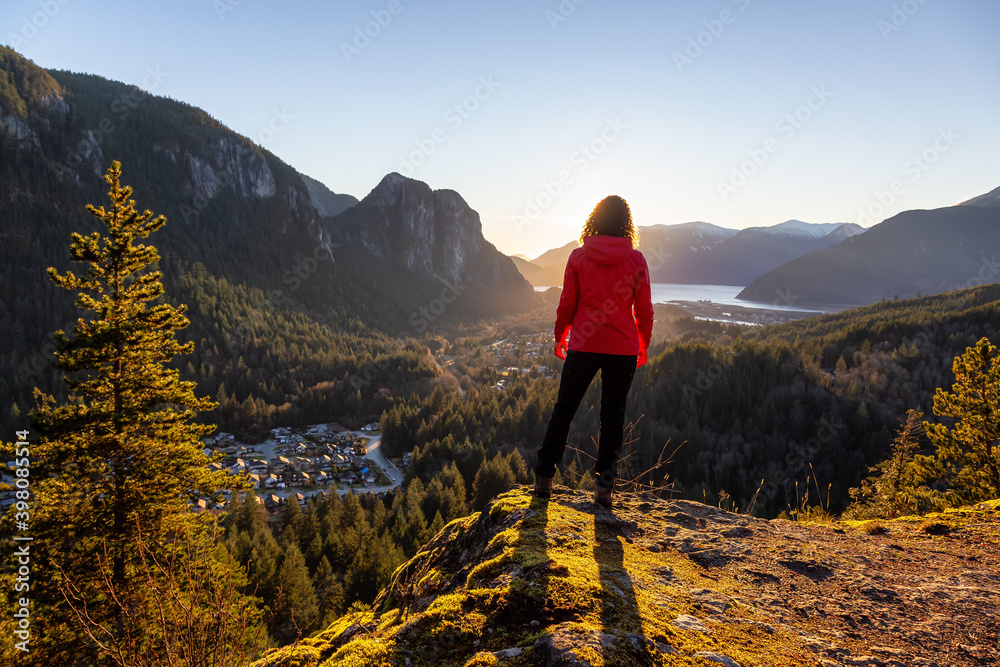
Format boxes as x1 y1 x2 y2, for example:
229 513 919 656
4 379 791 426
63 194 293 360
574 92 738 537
582 235 633 265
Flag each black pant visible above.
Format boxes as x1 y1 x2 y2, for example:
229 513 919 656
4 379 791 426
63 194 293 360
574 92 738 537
535 350 637 488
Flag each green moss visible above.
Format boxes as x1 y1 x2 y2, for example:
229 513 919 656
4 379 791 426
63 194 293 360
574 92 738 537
319 638 392 667
462 652 498 667
256 644 322 667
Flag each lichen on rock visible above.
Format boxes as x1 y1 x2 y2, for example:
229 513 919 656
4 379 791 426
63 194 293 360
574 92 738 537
256 487 1000 666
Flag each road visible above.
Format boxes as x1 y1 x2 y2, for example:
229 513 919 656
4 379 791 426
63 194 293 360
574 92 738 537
335 434 405 496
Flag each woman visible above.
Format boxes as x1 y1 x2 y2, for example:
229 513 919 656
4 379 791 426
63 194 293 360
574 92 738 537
533 195 654 507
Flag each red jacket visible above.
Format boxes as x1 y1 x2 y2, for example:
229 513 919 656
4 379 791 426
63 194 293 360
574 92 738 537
554 235 654 356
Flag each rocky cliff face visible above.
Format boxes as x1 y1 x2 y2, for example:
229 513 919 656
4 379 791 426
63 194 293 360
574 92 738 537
342 173 532 293
182 136 277 201
256 487 1000 667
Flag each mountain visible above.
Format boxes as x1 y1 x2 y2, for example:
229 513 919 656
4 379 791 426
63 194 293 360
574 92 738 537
256 487 1000 667
960 184 1000 209
667 221 863 286
0 46 534 326
737 204 1000 306
300 173 358 217
509 221 862 288
509 241 579 287
0 46 536 432
327 173 537 316
510 254 558 287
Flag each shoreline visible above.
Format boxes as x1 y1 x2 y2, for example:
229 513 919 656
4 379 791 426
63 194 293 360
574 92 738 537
662 298 841 326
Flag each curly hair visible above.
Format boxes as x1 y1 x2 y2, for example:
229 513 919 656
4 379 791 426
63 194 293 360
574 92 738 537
579 195 639 249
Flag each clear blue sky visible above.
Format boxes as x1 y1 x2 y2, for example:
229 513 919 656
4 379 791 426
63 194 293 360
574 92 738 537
4 0 998 257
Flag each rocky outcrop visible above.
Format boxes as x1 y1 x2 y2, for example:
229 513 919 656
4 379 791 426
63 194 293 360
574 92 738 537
256 488 1000 667
184 137 276 202
342 172 532 292
0 111 40 148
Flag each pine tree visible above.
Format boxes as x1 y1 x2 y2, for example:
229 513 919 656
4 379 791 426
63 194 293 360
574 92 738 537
845 410 933 519
272 542 320 642
472 454 516 510
16 162 255 664
920 337 1000 504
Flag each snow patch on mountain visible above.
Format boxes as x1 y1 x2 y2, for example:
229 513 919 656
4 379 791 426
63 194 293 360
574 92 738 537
756 220 848 238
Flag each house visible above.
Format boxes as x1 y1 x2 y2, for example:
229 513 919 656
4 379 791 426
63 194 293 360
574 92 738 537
289 492 307 508
314 471 330 486
293 456 314 472
264 494 283 511
214 432 235 446
317 455 334 471
352 457 368 472
363 471 377 485
339 471 359 486
402 452 412 468
193 498 212 512
263 474 280 489
248 473 264 489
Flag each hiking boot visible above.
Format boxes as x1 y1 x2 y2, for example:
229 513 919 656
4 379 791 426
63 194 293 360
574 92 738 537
534 476 553 498
594 482 614 508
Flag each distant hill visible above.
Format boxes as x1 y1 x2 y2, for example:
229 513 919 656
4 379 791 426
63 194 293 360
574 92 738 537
646 220 862 285
509 220 862 287
961 184 1000 209
738 204 1000 306
301 173 358 217
509 241 579 287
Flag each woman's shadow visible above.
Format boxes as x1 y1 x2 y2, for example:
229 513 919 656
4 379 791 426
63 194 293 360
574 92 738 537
594 506 649 664
520 491 648 665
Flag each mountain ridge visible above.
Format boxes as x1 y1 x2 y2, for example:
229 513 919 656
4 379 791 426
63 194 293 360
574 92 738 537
510 220 865 289
737 204 1000 306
